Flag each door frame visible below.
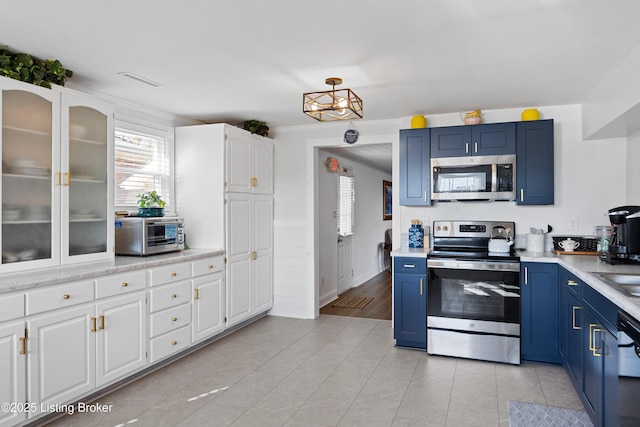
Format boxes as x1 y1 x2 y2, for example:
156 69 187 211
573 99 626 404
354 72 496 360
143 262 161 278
307 133 398 318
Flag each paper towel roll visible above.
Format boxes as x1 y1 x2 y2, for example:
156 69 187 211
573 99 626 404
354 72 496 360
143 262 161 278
526 234 545 252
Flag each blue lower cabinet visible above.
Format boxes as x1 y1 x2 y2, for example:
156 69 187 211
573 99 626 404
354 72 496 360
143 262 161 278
520 262 561 363
393 257 427 349
558 266 619 427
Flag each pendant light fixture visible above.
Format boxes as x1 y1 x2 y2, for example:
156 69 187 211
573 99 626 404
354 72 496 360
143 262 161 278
303 77 363 121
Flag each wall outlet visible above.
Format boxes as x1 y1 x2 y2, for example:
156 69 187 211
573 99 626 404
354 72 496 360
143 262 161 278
568 217 578 231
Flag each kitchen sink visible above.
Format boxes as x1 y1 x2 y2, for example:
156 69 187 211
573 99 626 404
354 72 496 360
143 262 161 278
591 272 640 298
619 284 640 297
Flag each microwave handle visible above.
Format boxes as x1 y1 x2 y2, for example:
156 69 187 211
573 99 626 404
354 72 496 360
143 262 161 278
491 164 497 192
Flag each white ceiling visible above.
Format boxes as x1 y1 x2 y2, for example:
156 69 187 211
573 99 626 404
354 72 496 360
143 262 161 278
2 0 640 132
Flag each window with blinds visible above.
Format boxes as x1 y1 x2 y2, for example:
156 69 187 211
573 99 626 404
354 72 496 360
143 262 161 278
338 173 355 237
114 127 172 209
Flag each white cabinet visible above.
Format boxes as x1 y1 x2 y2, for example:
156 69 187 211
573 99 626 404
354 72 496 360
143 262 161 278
21 271 146 416
192 257 225 342
95 292 146 387
176 123 274 329
27 304 96 417
226 193 273 327
0 76 114 273
226 126 274 194
149 264 192 363
0 320 27 427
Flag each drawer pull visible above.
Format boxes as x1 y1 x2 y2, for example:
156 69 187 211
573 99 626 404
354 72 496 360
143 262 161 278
592 327 603 357
208 264 214 269
403 264 415 268
567 280 578 286
172 341 177 346
63 294 70 300
171 272 177 277
572 306 582 330
172 317 177 322
19 337 26 355
172 294 177 299
122 282 129 287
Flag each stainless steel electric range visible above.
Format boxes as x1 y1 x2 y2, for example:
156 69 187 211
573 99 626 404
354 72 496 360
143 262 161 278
426 220 521 365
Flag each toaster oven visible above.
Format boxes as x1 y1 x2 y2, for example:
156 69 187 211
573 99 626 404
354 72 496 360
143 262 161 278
115 216 184 256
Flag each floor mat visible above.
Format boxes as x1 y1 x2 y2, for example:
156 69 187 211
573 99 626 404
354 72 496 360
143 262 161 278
331 296 374 309
507 401 593 427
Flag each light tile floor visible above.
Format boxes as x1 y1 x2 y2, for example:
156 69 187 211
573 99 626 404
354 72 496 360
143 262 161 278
43 315 584 427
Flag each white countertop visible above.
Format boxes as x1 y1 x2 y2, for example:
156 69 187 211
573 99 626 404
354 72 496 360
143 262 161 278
0 248 224 294
392 248 640 321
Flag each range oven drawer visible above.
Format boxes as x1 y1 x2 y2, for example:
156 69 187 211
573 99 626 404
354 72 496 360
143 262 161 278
394 257 426 274
428 328 520 365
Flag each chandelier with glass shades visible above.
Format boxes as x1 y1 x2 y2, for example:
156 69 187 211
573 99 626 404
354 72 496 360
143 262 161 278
302 77 363 121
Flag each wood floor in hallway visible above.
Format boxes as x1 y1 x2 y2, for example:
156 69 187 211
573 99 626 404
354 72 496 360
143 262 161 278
320 270 392 320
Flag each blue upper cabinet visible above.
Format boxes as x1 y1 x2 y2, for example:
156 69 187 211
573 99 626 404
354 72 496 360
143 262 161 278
516 120 554 205
399 128 431 206
431 123 516 158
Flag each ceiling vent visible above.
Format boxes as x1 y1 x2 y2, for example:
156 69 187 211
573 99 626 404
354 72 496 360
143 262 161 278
117 72 163 88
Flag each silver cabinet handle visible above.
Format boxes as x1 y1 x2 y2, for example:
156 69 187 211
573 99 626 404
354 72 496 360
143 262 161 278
520 189 524 202
524 266 528 285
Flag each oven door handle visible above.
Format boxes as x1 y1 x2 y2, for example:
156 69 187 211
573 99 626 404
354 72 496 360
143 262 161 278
427 258 520 272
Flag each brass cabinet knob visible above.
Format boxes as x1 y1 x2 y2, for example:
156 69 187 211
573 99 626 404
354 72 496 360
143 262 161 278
172 341 177 346
171 272 177 277
171 294 177 299
172 317 177 322
63 294 70 299
122 282 129 287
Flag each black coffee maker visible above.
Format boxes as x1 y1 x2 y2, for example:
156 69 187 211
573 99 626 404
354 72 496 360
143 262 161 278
600 205 640 264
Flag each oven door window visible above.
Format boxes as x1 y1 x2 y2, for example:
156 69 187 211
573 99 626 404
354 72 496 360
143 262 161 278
147 223 177 246
427 268 520 323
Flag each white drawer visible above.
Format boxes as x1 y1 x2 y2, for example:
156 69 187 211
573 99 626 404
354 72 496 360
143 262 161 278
149 281 191 313
0 292 24 322
192 256 224 277
95 270 146 299
149 263 191 287
149 303 191 337
149 324 191 363
25 280 94 316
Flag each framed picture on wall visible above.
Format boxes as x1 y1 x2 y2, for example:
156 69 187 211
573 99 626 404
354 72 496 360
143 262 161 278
383 180 392 220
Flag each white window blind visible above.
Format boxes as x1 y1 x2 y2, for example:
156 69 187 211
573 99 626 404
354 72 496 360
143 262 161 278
338 173 355 237
114 127 172 209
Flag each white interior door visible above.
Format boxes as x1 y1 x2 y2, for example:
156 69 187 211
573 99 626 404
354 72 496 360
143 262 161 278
337 235 353 295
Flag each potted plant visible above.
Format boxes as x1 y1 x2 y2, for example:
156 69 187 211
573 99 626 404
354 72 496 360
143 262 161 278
242 120 269 137
0 45 73 88
137 191 166 217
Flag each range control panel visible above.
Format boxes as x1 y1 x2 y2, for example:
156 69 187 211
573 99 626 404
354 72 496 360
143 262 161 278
433 220 514 239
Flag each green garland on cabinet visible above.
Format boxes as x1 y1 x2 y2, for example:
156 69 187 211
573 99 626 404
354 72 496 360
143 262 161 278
0 45 73 88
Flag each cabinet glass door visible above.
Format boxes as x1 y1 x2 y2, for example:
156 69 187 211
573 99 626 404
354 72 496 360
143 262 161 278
65 104 108 258
1 88 57 268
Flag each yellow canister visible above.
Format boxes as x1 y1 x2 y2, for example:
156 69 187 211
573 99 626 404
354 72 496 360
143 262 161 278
411 115 427 128
521 108 540 121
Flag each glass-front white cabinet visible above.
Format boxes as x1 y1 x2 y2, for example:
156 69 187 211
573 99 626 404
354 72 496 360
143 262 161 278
62 94 113 263
0 77 113 272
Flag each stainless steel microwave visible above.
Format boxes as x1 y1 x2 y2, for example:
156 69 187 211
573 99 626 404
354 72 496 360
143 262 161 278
115 216 185 255
430 154 516 201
